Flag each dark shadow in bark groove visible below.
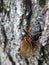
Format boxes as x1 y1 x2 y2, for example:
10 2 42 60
37 0 46 8
1 24 8 51
26 10 32 28
38 45 49 65
7 52 16 65
25 58 29 65
19 0 32 29
0 57 1 65
38 59 43 65
38 46 44 65
0 0 4 13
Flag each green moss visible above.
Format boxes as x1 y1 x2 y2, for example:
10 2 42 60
31 18 37 22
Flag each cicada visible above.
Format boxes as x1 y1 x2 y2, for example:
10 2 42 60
20 27 36 58
20 36 36 58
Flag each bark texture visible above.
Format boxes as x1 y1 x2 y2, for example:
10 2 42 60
0 0 49 65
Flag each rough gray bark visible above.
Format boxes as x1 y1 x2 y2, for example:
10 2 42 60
0 0 49 65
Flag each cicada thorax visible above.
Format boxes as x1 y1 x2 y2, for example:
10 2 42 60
20 25 39 58
20 35 36 58
20 23 42 58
